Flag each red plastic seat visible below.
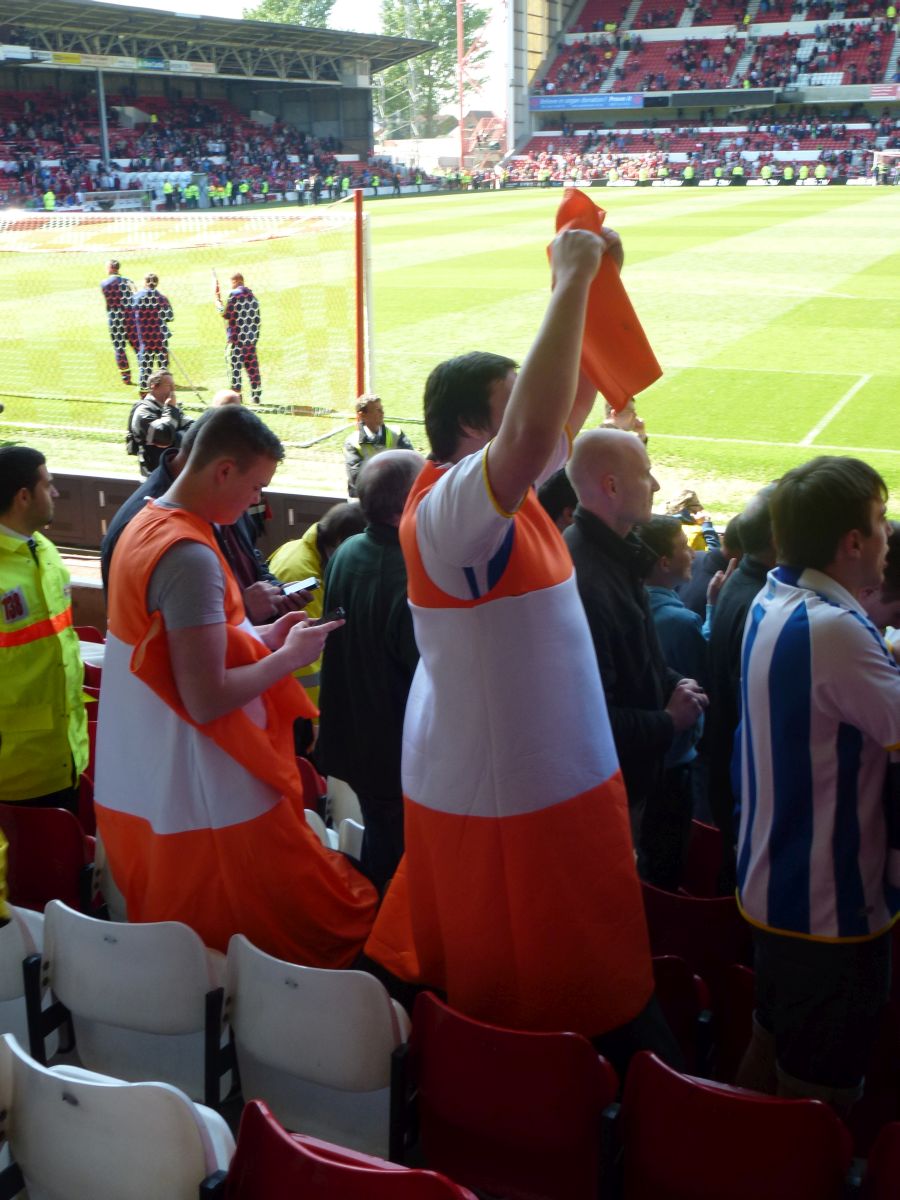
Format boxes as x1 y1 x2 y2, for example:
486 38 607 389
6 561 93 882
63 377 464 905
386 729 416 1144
82 662 102 690
713 962 755 1084
216 1100 477 1199
622 1052 853 1200
652 955 711 1073
864 1121 900 1200
393 990 619 1200
642 882 752 1010
0 803 94 913
74 625 105 644
295 756 327 812
681 819 725 898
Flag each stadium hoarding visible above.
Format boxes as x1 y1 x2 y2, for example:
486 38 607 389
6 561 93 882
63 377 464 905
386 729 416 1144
30 48 216 74
529 93 644 111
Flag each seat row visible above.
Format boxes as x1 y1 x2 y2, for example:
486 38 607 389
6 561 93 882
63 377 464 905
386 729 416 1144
0 1034 475 1199
5 991 900 1199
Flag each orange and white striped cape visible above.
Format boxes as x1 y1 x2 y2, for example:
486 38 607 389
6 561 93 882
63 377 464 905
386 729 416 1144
366 453 653 1036
95 502 377 966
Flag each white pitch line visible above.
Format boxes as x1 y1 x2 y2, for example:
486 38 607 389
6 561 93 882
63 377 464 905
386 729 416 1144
799 374 872 447
650 431 900 456
665 364 860 378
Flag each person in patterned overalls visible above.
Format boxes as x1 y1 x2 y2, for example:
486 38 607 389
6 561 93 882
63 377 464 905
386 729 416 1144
133 272 174 392
100 259 138 386
218 272 262 404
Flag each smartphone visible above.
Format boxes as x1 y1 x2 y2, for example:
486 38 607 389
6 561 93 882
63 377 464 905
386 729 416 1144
283 576 319 596
313 607 346 626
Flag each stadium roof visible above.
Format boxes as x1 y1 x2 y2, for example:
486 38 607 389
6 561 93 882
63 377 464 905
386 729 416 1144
2 0 434 85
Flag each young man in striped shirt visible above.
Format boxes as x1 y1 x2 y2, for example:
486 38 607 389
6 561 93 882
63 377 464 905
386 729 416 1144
736 456 900 1109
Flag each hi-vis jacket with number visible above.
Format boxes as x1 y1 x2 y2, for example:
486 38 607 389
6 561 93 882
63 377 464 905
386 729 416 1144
0 530 87 801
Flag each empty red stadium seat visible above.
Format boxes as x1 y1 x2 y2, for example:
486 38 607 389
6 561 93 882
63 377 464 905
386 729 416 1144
622 1051 854 1200
392 990 619 1200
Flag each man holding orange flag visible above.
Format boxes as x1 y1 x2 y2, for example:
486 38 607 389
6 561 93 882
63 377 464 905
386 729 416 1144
366 217 678 1068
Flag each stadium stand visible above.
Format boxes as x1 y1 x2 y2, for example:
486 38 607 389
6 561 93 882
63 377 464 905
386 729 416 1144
609 37 734 91
0 89 427 209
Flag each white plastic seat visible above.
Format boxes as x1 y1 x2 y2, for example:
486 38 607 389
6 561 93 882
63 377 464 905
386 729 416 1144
326 776 364 827
93 835 128 922
0 908 47 1053
0 1033 233 1200
304 807 339 851
225 933 411 1155
27 900 231 1105
338 818 365 861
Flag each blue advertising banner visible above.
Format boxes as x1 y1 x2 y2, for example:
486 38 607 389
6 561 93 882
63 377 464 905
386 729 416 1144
529 93 644 111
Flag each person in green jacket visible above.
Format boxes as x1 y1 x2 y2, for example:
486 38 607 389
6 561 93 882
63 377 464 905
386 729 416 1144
0 447 88 811
42 188 56 211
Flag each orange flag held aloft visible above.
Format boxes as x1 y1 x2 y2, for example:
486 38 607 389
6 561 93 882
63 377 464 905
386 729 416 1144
554 187 662 412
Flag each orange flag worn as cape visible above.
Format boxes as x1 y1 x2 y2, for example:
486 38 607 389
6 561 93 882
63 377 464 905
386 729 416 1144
554 186 662 412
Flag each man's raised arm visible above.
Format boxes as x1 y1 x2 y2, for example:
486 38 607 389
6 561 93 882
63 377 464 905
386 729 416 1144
486 227 614 514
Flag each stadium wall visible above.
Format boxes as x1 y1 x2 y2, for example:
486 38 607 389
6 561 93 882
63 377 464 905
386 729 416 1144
49 469 341 556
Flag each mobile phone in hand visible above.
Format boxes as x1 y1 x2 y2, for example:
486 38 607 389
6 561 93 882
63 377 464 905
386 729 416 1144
283 576 319 596
313 607 346 626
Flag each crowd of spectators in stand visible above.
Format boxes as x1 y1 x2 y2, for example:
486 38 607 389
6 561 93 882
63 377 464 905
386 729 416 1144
576 0 888 27
0 91 428 208
505 102 900 182
740 18 894 86
540 5 896 97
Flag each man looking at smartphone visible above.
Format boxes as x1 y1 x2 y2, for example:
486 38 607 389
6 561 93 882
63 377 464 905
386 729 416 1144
96 404 378 965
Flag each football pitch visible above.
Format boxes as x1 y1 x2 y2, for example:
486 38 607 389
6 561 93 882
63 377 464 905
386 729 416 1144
1 184 898 517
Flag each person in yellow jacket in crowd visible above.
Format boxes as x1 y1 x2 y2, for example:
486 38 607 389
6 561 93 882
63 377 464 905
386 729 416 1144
268 501 365 712
0 447 88 812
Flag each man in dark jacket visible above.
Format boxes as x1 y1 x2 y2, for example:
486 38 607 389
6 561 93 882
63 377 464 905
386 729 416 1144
317 449 424 891
565 428 708 887
103 397 308 624
706 484 777 885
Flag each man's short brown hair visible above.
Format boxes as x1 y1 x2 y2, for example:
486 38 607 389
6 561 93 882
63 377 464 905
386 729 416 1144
355 394 381 416
771 456 887 571
188 405 284 472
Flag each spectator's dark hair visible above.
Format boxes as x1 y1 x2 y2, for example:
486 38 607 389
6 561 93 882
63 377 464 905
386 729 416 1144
739 483 777 557
145 272 159 287
424 352 517 461
772 457 887 570
636 514 683 560
315 501 366 560
356 453 421 526
187 405 284 472
108 259 120 270
538 468 577 523
722 514 743 559
883 522 900 600
0 446 46 514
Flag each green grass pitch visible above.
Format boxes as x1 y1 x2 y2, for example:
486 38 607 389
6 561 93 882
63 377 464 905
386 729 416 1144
1 185 898 517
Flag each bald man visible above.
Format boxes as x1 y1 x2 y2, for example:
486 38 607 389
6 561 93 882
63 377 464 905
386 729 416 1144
210 388 243 407
565 429 708 889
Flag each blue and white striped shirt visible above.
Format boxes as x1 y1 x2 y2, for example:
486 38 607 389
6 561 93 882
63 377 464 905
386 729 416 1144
736 566 900 941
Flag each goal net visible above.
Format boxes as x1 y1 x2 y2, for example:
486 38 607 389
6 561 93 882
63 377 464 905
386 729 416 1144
0 203 370 417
